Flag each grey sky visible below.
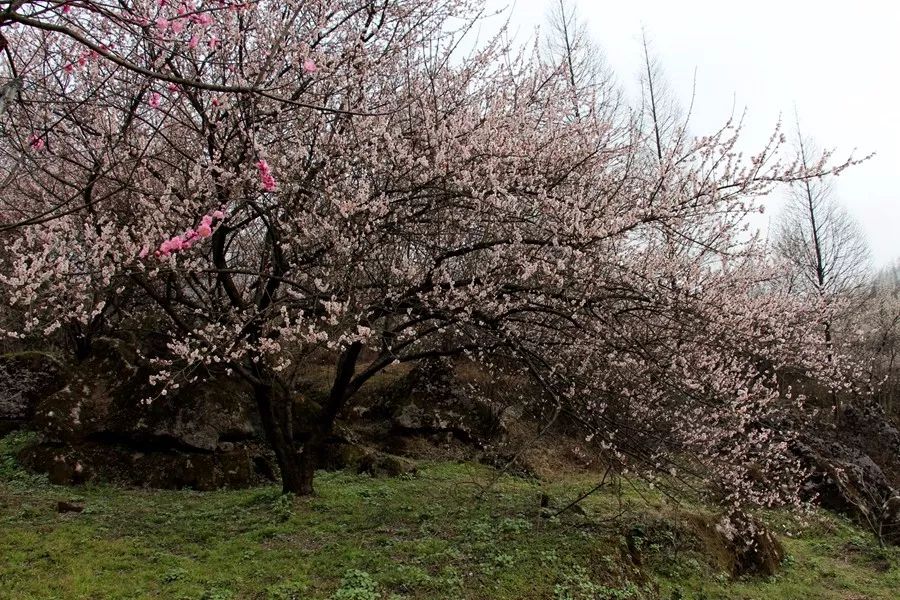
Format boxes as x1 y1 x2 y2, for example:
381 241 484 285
487 0 898 267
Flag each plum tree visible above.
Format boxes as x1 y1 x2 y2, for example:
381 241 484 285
0 1 861 498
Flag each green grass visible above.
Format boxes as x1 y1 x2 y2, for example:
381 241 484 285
1 431 897 600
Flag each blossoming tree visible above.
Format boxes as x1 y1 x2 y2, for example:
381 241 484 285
0 0 858 497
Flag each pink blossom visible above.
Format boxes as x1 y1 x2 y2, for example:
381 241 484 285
28 135 45 151
155 17 169 32
168 236 183 251
148 92 162 109
139 245 149 258
188 35 200 49
171 19 185 34
190 13 213 27
302 58 318 74
256 159 277 192
150 212 224 259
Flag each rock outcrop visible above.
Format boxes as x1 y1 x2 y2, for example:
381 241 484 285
374 357 508 447
0 352 66 435
17 338 276 490
794 401 900 545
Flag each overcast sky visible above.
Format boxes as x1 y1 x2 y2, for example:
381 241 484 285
485 0 899 267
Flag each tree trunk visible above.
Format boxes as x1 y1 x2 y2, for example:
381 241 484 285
67 321 93 361
253 379 316 495
249 343 362 495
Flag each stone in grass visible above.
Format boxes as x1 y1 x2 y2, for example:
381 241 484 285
356 451 417 478
56 500 84 513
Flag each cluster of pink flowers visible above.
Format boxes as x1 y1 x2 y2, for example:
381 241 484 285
28 135 45 151
63 49 99 74
154 3 217 47
144 210 226 259
302 58 317 74
256 159 277 191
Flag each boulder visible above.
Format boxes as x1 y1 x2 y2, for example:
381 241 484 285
32 338 262 452
15 337 276 490
18 439 277 491
714 510 785 578
0 352 66 430
795 434 900 545
837 402 900 488
355 451 417 478
378 357 505 446
625 511 783 578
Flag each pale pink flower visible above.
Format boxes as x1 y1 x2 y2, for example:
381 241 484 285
197 224 212 238
302 58 318 74
155 17 169 32
149 92 162 108
212 210 225 220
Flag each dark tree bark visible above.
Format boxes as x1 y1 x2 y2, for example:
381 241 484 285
249 341 363 495
252 378 315 495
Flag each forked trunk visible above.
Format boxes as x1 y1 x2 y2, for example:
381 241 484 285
250 343 362 495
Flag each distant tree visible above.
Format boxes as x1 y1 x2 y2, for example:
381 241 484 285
847 262 900 414
772 124 872 419
543 0 619 120
773 130 871 304
638 31 686 165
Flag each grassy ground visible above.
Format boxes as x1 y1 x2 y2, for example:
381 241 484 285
1 431 897 600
